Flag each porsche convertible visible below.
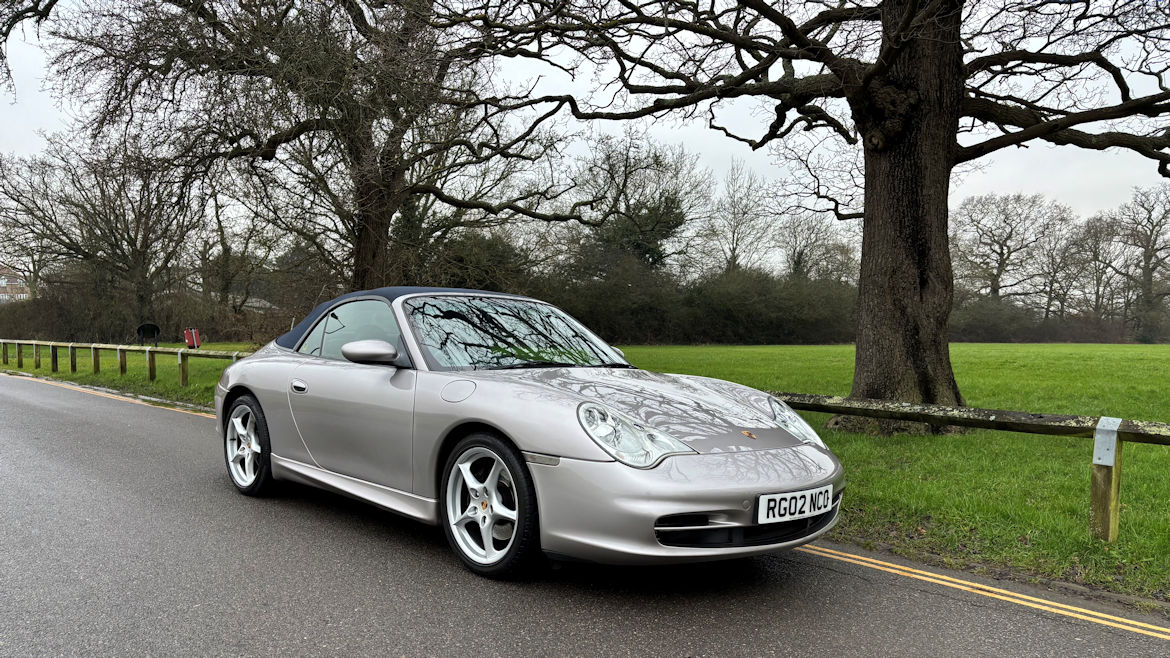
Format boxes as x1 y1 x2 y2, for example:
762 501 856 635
215 287 844 576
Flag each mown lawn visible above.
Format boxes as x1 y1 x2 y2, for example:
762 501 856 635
4 340 1169 601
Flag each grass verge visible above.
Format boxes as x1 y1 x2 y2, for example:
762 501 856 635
5 340 1169 602
2 342 255 408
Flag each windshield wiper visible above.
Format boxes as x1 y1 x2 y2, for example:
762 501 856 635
489 360 579 370
488 360 637 370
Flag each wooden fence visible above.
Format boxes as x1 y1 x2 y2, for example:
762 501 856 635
771 392 1170 543
0 336 1158 544
0 339 250 387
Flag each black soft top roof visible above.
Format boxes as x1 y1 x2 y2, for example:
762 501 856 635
274 286 523 349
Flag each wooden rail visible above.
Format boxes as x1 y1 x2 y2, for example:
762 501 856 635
0 339 252 387
771 392 1169 543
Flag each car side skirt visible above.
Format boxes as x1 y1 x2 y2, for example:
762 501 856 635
271 454 438 525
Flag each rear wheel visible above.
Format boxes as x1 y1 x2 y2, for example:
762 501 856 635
224 395 275 496
440 433 540 578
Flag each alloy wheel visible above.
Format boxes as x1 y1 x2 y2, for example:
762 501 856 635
226 404 262 487
445 446 520 565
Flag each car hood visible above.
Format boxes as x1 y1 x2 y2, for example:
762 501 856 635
466 367 811 454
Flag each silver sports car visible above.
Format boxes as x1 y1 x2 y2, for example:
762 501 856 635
215 287 844 576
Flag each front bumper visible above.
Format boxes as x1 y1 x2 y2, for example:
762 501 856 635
213 383 227 428
529 445 844 565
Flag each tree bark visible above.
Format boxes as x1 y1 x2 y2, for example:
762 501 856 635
350 179 395 291
346 127 417 292
846 0 966 419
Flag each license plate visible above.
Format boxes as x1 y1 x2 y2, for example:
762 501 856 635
757 485 834 524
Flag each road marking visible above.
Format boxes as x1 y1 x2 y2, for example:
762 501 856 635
797 544 1170 641
0 372 215 419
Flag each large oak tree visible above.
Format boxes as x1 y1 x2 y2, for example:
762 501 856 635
456 0 1170 407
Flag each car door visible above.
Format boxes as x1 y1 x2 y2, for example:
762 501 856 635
288 298 416 492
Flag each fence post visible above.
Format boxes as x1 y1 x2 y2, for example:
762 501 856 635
118 348 127 375
50 344 59 373
178 349 188 387
69 344 77 372
1 341 7 365
147 347 156 381
33 343 41 369
16 342 23 368
92 346 101 374
1090 416 1124 542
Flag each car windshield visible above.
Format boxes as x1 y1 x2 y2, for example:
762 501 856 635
402 295 629 371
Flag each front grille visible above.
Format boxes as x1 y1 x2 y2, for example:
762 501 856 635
655 498 840 549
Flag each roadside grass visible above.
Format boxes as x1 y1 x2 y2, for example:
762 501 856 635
2 342 256 407
623 343 1170 602
5 340 1169 601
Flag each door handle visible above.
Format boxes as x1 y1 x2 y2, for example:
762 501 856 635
290 379 308 394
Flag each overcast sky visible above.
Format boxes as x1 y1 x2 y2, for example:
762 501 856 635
2 34 1164 219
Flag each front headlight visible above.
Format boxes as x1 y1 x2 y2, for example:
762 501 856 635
577 402 695 468
769 397 826 449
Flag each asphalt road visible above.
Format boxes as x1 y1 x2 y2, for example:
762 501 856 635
2 373 1168 657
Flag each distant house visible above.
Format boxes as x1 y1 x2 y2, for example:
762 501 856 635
0 266 31 303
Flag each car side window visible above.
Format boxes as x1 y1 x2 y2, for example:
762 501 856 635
296 299 405 362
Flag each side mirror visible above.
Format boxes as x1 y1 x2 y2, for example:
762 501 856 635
341 339 400 366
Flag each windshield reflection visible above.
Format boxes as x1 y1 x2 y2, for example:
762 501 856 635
403 295 627 371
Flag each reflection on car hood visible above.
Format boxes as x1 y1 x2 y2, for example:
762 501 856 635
467 367 809 454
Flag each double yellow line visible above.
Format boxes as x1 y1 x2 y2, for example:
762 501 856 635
797 544 1170 641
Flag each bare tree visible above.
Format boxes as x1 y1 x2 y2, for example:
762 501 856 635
1030 213 1081 321
693 159 773 273
0 136 204 322
1072 216 1126 326
565 131 713 275
450 0 1170 407
232 119 537 289
1 1 570 290
812 240 861 285
0 0 55 86
951 194 1068 300
776 212 841 280
1105 184 1170 341
0 219 56 299
194 172 278 315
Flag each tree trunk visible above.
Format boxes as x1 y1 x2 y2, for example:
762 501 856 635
133 278 153 326
349 172 411 291
350 195 393 291
348 136 411 291
845 0 966 421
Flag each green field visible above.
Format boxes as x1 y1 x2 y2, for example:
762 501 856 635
4 341 1169 602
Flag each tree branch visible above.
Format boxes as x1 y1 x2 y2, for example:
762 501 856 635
957 92 1170 172
966 50 1133 102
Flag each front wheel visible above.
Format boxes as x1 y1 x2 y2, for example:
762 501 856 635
224 394 275 496
440 433 541 578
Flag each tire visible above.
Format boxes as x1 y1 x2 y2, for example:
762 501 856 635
223 394 275 496
440 433 541 578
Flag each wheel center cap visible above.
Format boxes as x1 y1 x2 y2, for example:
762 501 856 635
480 500 488 511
